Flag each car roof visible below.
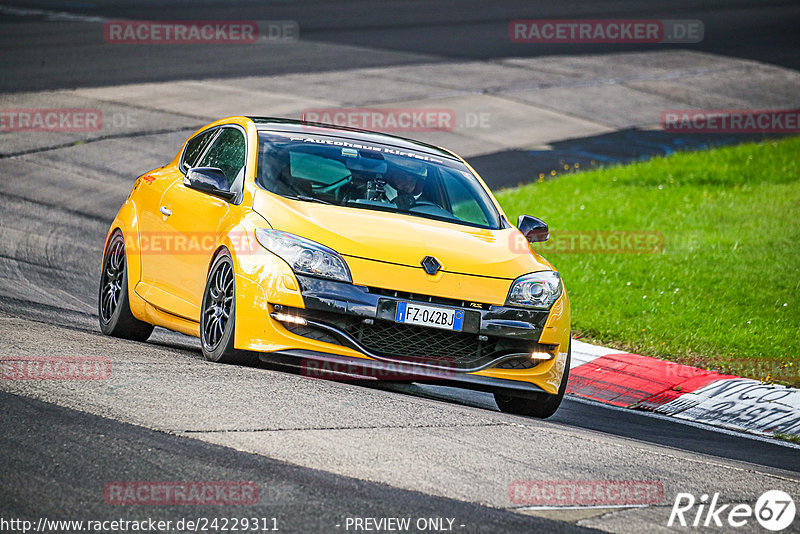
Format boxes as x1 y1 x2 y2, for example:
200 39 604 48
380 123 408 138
247 117 459 161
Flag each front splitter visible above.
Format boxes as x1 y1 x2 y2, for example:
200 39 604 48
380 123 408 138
258 349 549 399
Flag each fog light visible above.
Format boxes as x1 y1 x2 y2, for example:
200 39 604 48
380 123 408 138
271 312 307 325
530 351 555 361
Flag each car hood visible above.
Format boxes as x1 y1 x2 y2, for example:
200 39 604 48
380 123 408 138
253 190 552 279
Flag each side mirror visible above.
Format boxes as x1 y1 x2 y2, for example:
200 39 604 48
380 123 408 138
184 167 236 202
517 214 549 243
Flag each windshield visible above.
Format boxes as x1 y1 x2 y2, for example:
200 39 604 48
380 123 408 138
256 132 502 229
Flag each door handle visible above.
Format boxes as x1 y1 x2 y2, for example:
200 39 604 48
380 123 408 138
159 206 172 217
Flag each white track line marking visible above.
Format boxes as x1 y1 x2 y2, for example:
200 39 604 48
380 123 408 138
570 339 623 368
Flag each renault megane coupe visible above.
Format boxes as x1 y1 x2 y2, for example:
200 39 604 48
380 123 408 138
99 116 571 418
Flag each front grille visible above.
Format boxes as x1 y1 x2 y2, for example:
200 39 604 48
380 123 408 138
493 357 539 370
345 319 496 367
282 323 340 346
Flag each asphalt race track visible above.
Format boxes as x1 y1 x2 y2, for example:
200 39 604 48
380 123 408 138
0 391 598 533
1 0 800 92
1 1 799 533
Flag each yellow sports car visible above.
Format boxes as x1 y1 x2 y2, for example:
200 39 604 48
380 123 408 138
99 116 571 417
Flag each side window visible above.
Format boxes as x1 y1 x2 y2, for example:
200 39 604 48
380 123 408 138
196 128 246 189
182 129 217 171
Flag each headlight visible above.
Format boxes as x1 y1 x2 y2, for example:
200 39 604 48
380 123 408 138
255 229 352 283
506 271 562 309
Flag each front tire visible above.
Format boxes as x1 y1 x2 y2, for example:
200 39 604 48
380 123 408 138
98 231 154 341
494 343 571 419
200 251 254 365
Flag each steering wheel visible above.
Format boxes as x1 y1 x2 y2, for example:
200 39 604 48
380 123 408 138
313 175 352 194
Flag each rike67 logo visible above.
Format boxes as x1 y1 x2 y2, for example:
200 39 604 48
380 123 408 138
668 490 796 531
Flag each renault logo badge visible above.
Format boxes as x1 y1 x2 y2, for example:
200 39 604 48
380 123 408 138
420 256 442 275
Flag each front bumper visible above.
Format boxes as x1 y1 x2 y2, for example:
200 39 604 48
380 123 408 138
233 259 570 395
275 275 554 373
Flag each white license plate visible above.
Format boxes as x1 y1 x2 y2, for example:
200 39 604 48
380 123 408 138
394 302 464 331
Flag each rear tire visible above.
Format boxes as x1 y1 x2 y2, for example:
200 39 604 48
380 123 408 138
494 342 571 419
98 231 154 341
200 251 255 365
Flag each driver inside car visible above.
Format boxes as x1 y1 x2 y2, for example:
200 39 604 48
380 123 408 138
383 163 426 210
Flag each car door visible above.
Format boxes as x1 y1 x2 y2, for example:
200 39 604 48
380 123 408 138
136 127 217 307
145 126 246 321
